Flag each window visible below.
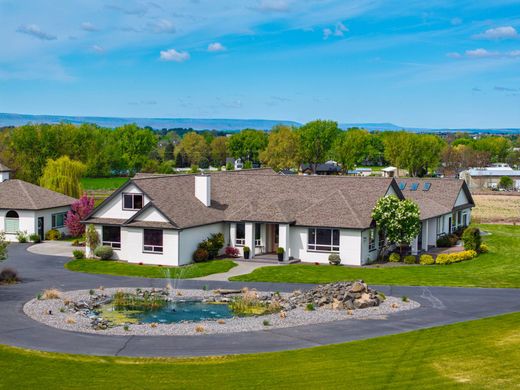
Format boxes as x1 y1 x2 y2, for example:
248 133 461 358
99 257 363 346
5 210 19 233
423 182 431 191
255 223 262 247
123 193 144 210
52 212 67 228
398 182 406 190
368 228 376 251
102 226 121 249
308 228 340 252
410 183 419 191
236 223 245 246
378 229 385 248
143 229 163 253
437 216 444 236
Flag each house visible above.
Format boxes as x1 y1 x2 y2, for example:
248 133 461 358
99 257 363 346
460 163 520 190
0 164 75 241
300 161 341 175
83 169 473 266
382 166 398 178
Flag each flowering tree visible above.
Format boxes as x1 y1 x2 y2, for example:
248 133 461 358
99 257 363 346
65 194 95 237
371 195 421 256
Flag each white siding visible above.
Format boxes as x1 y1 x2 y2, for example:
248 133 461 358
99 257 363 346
122 228 179 266
178 223 226 266
35 206 71 236
454 188 469 207
92 184 150 220
360 229 379 264
135 206 169 223
289 226 364 266
0 209 36 241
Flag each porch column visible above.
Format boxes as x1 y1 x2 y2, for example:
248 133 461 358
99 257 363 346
245 222 255 259
422 220 429 251
411 236 419 255
278 223 290 260
229 223 237 246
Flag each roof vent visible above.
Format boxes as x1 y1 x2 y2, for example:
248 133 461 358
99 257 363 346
410 183 419 191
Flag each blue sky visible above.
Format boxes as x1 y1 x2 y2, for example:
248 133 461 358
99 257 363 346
1 0 519 128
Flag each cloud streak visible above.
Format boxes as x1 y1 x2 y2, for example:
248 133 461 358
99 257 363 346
474 26 518 40
16 24 57 40
159 49 190 62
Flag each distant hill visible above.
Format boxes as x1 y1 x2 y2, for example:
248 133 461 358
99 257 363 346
1 112 519 134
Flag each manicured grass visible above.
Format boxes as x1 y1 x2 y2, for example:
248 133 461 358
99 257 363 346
80 177 129 191
232 224 520 288
0 312 519 389
66 259 237 279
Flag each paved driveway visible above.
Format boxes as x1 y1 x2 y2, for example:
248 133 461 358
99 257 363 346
27 240 75 257
0 244 519 357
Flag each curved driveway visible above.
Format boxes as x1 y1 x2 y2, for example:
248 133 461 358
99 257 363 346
0 243 519 357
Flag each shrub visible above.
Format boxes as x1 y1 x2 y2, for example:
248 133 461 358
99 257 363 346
277 247 285 255
448 250 478 263
224 246 240 257
94 245 113 260
198 233 224 259
0 268 19 284
462 227 481 252
72 250 85 260
85 224 100 256
328 253 341 265
45 229 61 241
436 234 458 247
403 255 416 264
305 303 315 311
388 253 401 263
263 320 270 326
435 254 451 265
29 233 41 243
401 296 409 302
42 288 62 300
419 254 435 265
480 243 489 253
243 246 250 255
193 248 209 263
229 288 281 316
16 231 28 243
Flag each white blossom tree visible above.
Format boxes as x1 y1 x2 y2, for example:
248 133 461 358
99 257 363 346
372 195 421 257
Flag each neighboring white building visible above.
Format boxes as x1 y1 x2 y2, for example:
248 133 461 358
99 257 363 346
460 163 520 190
83 169 474 266
0 164 76 241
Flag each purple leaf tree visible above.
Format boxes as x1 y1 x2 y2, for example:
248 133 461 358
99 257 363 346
65 194 95 237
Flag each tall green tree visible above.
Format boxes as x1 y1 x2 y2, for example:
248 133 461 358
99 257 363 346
113 124 156 175
227 129 268 163
332 128 370 173
210 136 228 166
39 156 86 198
260 125 300 171
178 132 209 166
297 120 341 173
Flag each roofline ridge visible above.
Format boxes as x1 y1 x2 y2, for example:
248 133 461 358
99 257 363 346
18 180 38 209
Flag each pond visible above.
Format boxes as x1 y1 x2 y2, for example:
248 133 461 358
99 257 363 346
101 300 234 324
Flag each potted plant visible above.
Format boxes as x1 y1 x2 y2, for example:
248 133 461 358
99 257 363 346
243 246 250 259
277 247 285 262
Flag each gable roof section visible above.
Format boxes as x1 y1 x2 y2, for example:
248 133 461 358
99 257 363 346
397 178 474 220
0 179 76 210
123 201 178 229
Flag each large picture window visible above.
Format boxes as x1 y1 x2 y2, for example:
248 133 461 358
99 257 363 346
308 228 340 252
123 193 144 210
102 226 121 249
236 223 245 246
143 229 163 253
52 212 67 229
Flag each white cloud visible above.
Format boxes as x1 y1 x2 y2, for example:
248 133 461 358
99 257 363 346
255 0 289 12
81 22 98 32
447 52 462 59
208 42 226 52
323 22 348 39
323 28 333 39
465 48 498 58
16 24 56 40
91 45 105 53
147 19 176 34
509 50 520 57
475 26 518 40
160 49 190 62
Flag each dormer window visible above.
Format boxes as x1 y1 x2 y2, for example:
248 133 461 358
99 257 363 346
123 193 143 210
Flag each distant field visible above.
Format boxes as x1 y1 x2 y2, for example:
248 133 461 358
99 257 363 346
80 177 128 191
472 194 520 224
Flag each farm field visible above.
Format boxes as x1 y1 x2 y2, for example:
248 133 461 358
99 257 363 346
472 194 520 224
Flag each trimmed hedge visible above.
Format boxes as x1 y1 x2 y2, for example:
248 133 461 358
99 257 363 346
388 253 401 263
328 254 341 265
419 254 435 265
436 250 478 265
403 255 416 264
94 245 113 260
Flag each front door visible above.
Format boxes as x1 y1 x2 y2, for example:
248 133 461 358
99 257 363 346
37 217 44 241
266 224 279 253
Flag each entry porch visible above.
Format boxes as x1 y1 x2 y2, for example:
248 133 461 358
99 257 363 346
229 222 292 261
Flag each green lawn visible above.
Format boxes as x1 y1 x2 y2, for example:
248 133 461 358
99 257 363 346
0 312 519 389
66 259 237 279
80 177 129 191
232 224 520 288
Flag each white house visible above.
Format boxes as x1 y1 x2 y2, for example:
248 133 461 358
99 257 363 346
0 164 76 241
83 169 474 266
460 163 520 190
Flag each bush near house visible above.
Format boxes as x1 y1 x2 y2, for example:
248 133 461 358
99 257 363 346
224 246 240 258
436 250 478 265
419 254 434 265
197 233 225 260
403 255 416 264
462 227 482 252
193 248 209 263
436 233 458 247
388 253 401 262
29 233 41 243
328 254 341 265
94 245 113 260
72 250 85 260
16 231 28 243
480 243 489 253
45 229 61 241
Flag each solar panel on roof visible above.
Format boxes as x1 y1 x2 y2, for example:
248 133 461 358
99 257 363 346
423 182 431 191
399 182 406 190
410 183 419 191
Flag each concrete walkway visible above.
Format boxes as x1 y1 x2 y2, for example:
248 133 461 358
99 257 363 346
195 259 279 281
0 244 518 357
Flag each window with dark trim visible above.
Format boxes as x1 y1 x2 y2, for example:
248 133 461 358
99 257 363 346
236 223 245 246
368 228 376 251
123 193 144 210
143 229 163 253
102 226 121 249
51 212 67 228
307 228 340 252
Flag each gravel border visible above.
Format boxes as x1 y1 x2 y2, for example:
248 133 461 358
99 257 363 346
24 287 420 336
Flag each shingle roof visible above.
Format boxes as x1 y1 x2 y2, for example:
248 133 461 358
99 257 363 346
0 179 76 210
0 163 11 172
397 178 474 220
127 170 399 229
